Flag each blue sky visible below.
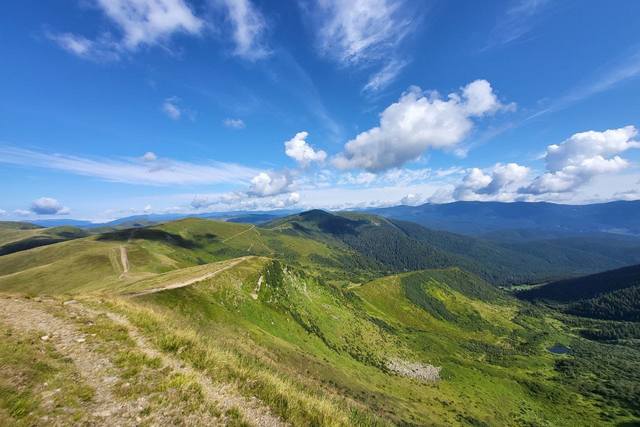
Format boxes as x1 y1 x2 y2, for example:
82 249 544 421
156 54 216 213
1 0 640 221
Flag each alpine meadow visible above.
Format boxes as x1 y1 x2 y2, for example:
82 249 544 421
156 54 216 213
2 1 640 426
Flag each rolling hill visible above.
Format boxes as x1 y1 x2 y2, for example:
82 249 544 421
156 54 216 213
0 221 88 256
518 264 640 322
1 214 640 425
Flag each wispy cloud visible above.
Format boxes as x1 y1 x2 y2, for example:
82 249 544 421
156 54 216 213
217 0 270 60
162 97 182 120
484 0 550 51
305 0 419 92
529 46 640 119
363 58 409 93
223 118 246 129
0 146 260 186
49 0 203 60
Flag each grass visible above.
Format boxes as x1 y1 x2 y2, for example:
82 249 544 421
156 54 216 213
75 259 615 425
1 217 639 425
0 326 94 425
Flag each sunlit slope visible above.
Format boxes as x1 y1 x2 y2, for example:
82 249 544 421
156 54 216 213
0 221 88 255
0 217 359 294
0 221 43 245
117 258 608 426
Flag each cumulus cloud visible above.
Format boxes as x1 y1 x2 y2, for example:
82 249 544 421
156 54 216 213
162 98 182 120
248 171 293 196
333 80 511 171
454 163 530 200
217 0 269 60
223 118 246 129
0 209 6 216
522 126 640 195
284 131 327 167
30 197 70 215
142 151 158 161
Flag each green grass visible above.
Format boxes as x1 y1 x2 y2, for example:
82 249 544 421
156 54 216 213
0 326 95 425
83 259 617 425
2 216 640 425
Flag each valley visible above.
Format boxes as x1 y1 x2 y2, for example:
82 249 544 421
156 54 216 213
1 211 639 425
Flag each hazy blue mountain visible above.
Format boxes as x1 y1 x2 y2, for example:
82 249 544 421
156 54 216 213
367 200 640 236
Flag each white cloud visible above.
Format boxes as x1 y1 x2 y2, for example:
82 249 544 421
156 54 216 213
529 48 640 120
50 0 202 59
30 197 70 215
162 98 182 120
400 193 421 205
97 0 203 50
312 0 412 65
522 126 640 194
484 0 550 50
14 209 31 217
48 33 94 56
217 0 269 60
248 171 293 196
0 146 259 186
339 172 378 185
363 58 409 93
223 118 246 129
333 80 511 171
0 209 6 216
284 131 327 167
190 188 300 211
142 151 158 161
454 163 531 200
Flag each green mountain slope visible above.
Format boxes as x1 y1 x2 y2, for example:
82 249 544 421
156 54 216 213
518 264 640 322
267 209 635 285
1 216 639 424
0 222 89 256
101 259 633 425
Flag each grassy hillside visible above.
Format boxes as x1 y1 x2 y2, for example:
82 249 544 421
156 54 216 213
519 263 640 302
267 210 639 285
518 264 640 324
0 222 88 256
1 217 640 424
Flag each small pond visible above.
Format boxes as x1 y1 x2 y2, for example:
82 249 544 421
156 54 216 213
548 343 571 355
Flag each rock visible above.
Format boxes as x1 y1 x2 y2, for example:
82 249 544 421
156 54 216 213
75 337 86 343
40 335 50 341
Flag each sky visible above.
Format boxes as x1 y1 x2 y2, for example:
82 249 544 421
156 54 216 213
1 0 640 221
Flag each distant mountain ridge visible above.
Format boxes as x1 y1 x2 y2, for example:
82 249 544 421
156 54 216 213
518 264 640 322
368 200 640 236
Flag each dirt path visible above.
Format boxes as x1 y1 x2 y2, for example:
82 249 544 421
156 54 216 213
94 308 287 427
222 224 255 243
0 297 287 426
0 298 136 424
119 246 129 280
125 256 253 297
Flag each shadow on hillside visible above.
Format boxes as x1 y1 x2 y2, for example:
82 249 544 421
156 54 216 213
97 229 200 249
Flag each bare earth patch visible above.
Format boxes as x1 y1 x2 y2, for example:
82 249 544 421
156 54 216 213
386 358 441 382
